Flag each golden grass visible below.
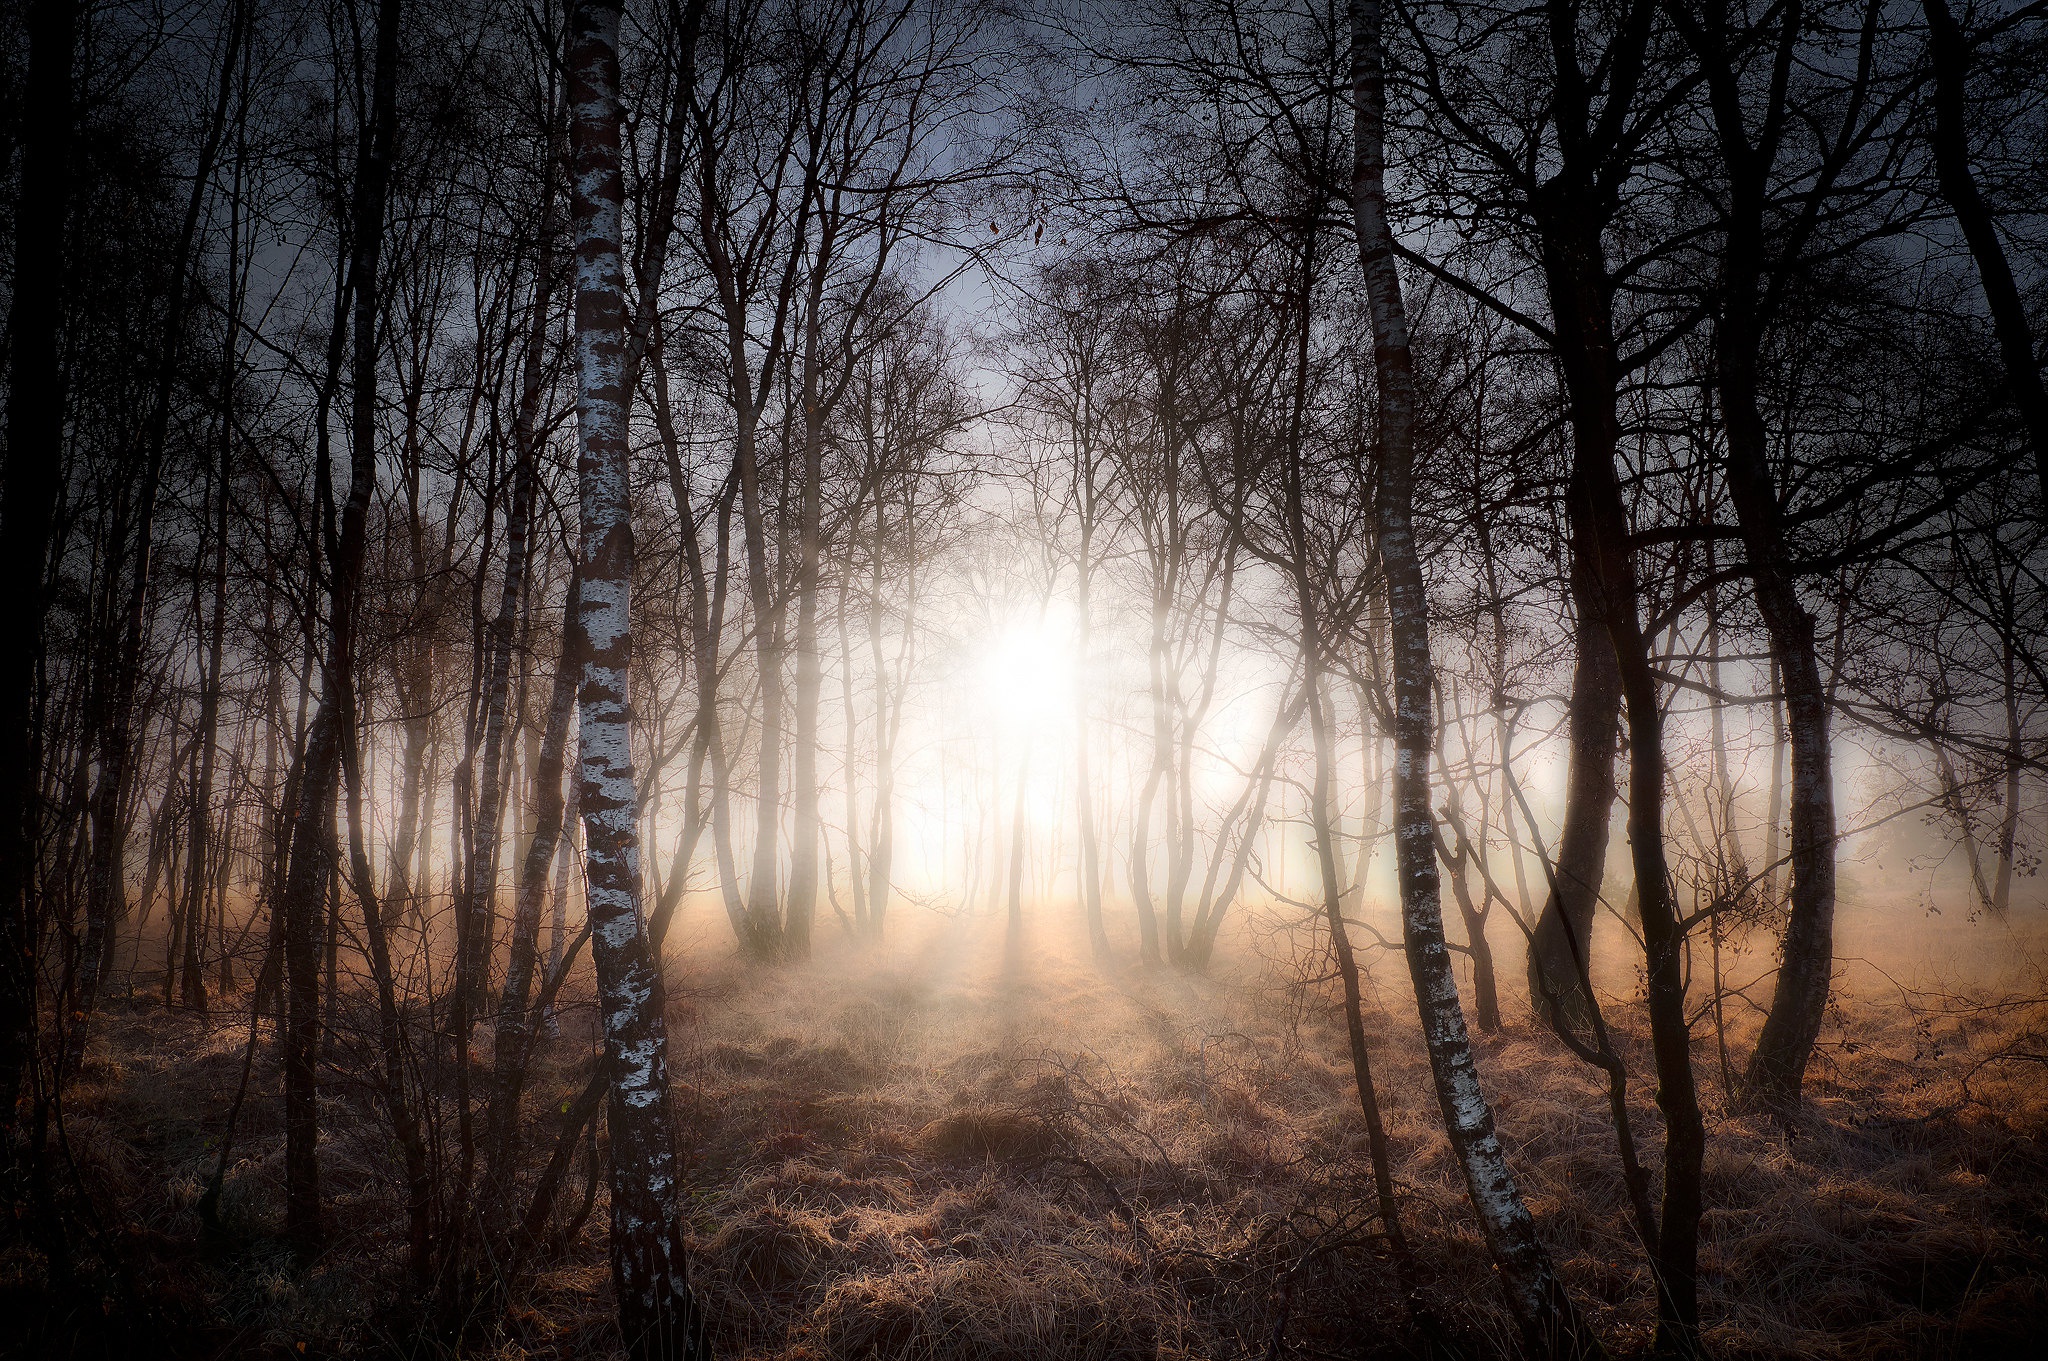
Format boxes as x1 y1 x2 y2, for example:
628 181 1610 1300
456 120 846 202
22 906 2048 1359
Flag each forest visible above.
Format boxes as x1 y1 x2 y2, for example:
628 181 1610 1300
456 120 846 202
1 0 2044 1357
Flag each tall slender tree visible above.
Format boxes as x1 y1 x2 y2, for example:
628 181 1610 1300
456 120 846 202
1350 3 1600 1352
565 0 709 1353
275 0 402 1259
0 0 78 1146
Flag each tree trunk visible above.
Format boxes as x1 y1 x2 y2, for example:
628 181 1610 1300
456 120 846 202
487 572 580 1219
1128 581 1172 964
178 431 235 1016
1298 595 1409 1270
653 384 747 946
1005 738 1032 940
1348 718 1384 907
1525 593 1621 1033
1186 682 1303 971
1351 4 1599 1351
75 0 247 1074
457 201 556 1031
1438 826 1500 1033
786 257 833 962
839 577 867 934
1992 640 2019 915
566 4 710 1353
1764 655 1785 906
1581 445 1705 1349
1704 568 1753 892
1693 32 1839 1115
1128 759 1166 964
1073 519 1110 960
0 0 76 1128
863 490 896 940
1923 0 2048 505
339 667 433 1287
277 0 401 1259
1531 140 1704 1356
387 649 433 911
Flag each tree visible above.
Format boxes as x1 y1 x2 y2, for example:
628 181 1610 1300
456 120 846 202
1351 2 1599 1351
0 0 78 1149
271 0 403 1259
1922 0 2048 505
564 1 709 1353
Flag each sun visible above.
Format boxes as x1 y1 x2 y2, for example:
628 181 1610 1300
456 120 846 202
975 606 1075 731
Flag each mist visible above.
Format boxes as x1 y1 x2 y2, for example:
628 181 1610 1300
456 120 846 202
2 0 2044 1358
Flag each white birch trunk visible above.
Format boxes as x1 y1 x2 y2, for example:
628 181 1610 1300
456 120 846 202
567 2 707 1353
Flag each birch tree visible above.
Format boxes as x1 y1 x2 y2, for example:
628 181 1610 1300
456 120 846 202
1350 2 1601 1351
565 1 708 1353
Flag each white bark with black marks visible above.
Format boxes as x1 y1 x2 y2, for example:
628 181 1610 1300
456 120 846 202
566 3 708 1355
1349 2 1599 1352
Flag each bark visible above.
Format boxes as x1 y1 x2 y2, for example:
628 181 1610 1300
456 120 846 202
1532 147 1705 1361
1528 186 1704 1361
1476 511 1536 926
1735 563 1836 1119
386 649 433 911
1351 4 1599 1351
521 1061 607 1247
1503 766 1666 1259
1703 568 1752 892
566 4 710 1354
549 770 578 1024
1128 752 1166 964
632 14 742 951
994 711 1027 935
1298 598 1409 1271
1764 655 1785 906
1348 717 1385 908
1518 2 1650 1047
653 375 746 944
1129 481 1180 964
1582 455 1705 1349
1167 554 1233 958
321 855 340 1054
387 356 438 920
863 492 893 938
860 475 918 942
695 39 809 958
838 576 867 933
735 407 786 956
1993 640 2020 914
162 792 190 1009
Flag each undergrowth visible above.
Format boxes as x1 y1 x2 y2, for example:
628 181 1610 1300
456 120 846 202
8 911 2046 1360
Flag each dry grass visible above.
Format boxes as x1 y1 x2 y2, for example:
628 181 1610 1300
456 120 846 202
14 906 2048 1360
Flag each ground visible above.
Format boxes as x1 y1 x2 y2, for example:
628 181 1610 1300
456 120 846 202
11 901 2048 1360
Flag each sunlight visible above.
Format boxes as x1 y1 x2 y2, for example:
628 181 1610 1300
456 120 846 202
975 607 1075 734
34 1 2048 1351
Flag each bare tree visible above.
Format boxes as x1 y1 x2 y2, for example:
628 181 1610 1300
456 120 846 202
565 1 708 1353
1351 2 1599 1350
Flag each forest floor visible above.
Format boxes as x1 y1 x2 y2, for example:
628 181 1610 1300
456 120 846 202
15 900 2048 1361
